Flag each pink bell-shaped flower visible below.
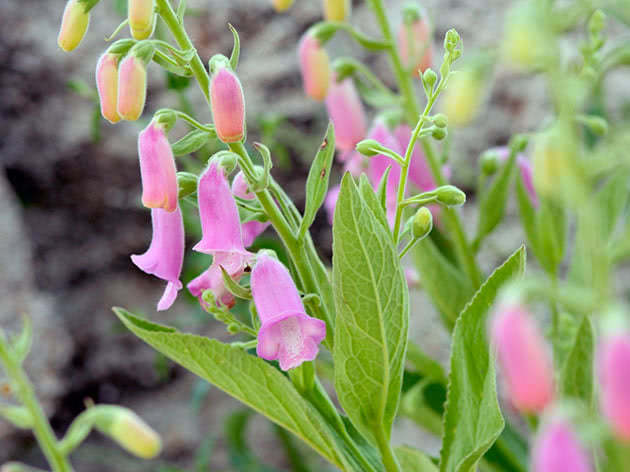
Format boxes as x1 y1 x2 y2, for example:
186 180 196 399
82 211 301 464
251 253 326 371
210 67 246 144
117 54 147 121
131 206 184 311
398 11 432 76
96 52 121 124
128 0 156 40
57 0 90 52
298 34 330 101
532 419 592 472
325 74 367 152
138 121 178 212
232 172 270 247
599 333 630 441
490 303 555 413
366 121 404 227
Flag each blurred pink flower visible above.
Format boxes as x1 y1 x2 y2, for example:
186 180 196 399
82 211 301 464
298 34 330 101
398 13 432 76
532 419 591 472
599 333 630 441
325 74 366 152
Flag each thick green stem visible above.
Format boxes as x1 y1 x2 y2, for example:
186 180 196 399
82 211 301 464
0 340 73 472
375 429 401 472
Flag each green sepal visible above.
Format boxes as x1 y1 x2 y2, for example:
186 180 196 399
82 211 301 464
220 266 253 301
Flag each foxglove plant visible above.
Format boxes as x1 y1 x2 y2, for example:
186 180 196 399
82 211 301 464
3 1 630 471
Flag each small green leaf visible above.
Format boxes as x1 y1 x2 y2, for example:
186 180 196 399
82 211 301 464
228 24 240 70
395 446 438 471
299 123 336 240
560 315 594 407
171 130 212 156
439 246 526 472
332 175 409 444
112 308 348 470
413 237 474 330
536 199 566 275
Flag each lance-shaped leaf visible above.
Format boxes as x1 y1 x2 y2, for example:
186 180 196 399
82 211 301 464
298 123 335 240
332 174 409 444
560 315 594 407
439 246 526 472
113 308 352 470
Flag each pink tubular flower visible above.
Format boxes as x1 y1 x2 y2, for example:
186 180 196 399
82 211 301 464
398 14 432 76
231 172 270 247
599 334 630 441
366 122 404 227
532 420 592 472
131 206 184 311
188 162 254 306
137 121 178 212
117 55 147 121
58 0 89 52
298 34 330 101
251 253 326 370
491 303 555 413
325 74 367 152
96 53 121 124
210 67 245 143
128 0 155 40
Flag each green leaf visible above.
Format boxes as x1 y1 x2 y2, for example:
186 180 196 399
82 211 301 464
332 175 409 443
596 172 629 240
171 129 212 156
413 237 474 330
475 148 518 246
515 175 541 261
112 308 348 470
439 246 526 472
299 123 336 240
536 199 566 275
560 315 594 407
396 446 438 471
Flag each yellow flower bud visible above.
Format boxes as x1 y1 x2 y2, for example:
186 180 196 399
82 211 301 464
57 0 90 52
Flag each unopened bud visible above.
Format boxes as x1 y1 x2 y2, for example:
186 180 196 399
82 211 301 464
444 29 460 52
398 9 432 76
355 139 381 157
480 149 500 175
588 10 606 36
58 0 90 52
431 127 447 140
104 408 162 458
436 185 465 206
412 207 433 240
298 34 330 101
117 54 147 121
422 68 437 89
128 0 155 40
95 53 121 124
272 0 294 12
323 0 351 22
209 66 245 143
216 151 238 174
599 331 630 441
432 113 448 128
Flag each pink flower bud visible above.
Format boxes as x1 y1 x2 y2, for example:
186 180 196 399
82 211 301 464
298 34 330 101
117 55 147 121
323 0 351 22
366 122 404 227
131 206 184 311
272 0 294 12
232 172 270 247
325 75 366 152
57 0 90 52
137 121 178 212
490 303 555 413
128 0 155 40
252 253 326 370
599 334 630 441
95 53 121 124
398 15 433 76
209 67 246 144
532 420 592 472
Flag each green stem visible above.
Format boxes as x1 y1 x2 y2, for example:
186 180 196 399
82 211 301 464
0 339 73 472
375 429 401 472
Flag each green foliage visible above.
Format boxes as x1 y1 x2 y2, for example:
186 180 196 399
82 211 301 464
395 446 438 471
560 315 595 407
332 174 409 444
439 246 526 472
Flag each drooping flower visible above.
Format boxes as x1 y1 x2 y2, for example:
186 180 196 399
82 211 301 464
323 0 351 22
95 53 121 124
325 74 367 152
117 54 147 121
599 333 630 441
298 34 330 101
490 302 555 413
131 206 184 311
532 419 591 472
232 172 270 247
188 162 254 307
58 0 90 52
210 67 246 144
128 0 155 40
251 252 326 370
398 9 432 76
137 121 178 212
